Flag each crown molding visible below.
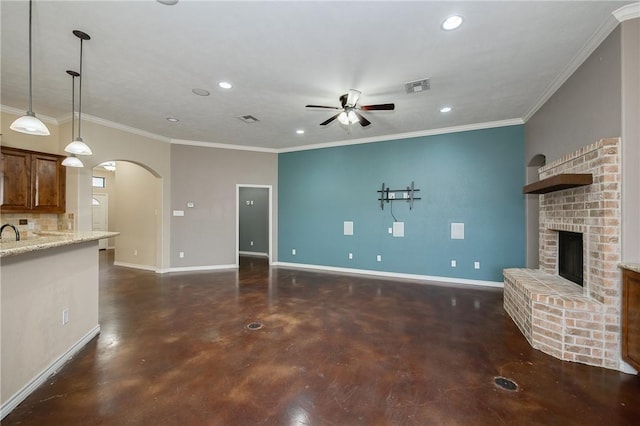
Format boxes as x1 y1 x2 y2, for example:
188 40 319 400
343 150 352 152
78 113 172 143
0 104 58 125
277 118 524 153
522 13 620 122
3 103 522 155
613 2 640 22
171 139 278 153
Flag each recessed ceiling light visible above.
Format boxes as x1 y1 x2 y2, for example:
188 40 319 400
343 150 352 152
440 106 452 113
192 88 210 96
218 81 232 89
442 15 463 31
166 117 179 122
156 0 179 5
296 129 305 134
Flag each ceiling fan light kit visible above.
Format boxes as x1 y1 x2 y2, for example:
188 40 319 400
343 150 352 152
10 0 50 136
306 89 394 127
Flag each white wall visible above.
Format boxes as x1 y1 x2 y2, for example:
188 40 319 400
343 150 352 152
1 241 99 408
113 161 158 269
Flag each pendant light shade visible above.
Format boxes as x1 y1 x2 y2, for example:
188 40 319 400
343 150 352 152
62 154 84 168
10 113 50 136
11 0 50 136
65 137 92 155
64 30 92 156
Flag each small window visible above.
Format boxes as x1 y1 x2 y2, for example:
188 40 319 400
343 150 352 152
92 176 105 188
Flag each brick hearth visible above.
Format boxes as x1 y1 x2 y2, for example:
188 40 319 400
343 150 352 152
504 138 622 370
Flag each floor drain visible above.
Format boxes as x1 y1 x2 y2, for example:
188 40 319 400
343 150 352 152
246 322 263 330
494 377 518 391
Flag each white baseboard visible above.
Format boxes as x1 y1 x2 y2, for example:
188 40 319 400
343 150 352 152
113 261 157 272
619 359 638 375
1 325 101 420
272 262 504 288
158 264 237 274
239 251 269 258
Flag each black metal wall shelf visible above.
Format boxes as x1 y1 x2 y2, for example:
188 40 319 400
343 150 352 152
377 182 421 210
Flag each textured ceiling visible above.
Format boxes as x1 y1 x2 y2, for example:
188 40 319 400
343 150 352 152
0 1 632 150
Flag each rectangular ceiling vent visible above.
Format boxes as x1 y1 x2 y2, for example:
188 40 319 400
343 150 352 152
404 78 430 94
238 115 260 123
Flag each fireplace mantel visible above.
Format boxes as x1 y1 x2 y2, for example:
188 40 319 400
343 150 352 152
522 173 593 194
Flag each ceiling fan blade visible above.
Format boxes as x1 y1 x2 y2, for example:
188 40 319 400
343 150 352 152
320 113 341 126
354 111 371 127
346 89 361 107
360 103 395 111
306 105 341 109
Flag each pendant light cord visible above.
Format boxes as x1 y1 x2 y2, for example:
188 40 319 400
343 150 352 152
78 38 83 137
71 75 75 140
28 0 33 113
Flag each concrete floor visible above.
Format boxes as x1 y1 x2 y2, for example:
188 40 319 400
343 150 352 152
3 251 640 425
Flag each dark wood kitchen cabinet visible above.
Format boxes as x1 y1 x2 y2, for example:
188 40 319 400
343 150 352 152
622 266 640 372
1 147 66 213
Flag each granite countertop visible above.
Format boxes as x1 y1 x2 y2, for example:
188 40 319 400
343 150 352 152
619 263 640 274
0 231 119 258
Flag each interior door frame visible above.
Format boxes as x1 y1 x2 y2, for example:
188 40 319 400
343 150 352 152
92 193 109 250
236 184 273 266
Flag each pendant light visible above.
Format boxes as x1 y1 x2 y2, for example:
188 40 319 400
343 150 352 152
62 70 83 168
10 0 50 136
64 30 92 156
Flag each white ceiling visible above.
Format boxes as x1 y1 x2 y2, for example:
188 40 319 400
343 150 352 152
0 1 632 151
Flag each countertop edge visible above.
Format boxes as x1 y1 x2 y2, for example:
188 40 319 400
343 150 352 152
0 231 120 258
619 263 640 274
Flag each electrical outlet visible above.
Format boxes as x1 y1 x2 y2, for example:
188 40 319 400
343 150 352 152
451 260 457 267
376 255 382 262
62 308 69 325
474 261 480 269
179 251 184 258
250 241 254 246
292 249 296 255
388 227 393 234
348 253 353 260
134 249 138 256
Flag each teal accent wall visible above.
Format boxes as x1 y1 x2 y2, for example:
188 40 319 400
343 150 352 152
278 125 525 282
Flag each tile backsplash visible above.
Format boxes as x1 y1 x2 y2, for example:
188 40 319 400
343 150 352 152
0 213 74 239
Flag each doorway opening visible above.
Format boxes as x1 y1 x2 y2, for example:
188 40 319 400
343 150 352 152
92 161 160 271
236 185 272 265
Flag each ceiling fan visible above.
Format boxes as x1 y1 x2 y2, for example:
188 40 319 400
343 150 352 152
306 89 395 127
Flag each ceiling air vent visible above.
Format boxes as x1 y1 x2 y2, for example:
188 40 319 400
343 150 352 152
404 78 430 94
237 115 260 123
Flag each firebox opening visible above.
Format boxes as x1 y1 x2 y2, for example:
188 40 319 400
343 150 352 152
558 231 583 286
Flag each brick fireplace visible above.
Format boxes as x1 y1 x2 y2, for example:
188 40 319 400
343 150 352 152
504 138 625 370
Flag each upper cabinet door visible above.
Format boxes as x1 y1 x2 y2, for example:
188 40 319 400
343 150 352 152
31 153 66 213
0 148 32 211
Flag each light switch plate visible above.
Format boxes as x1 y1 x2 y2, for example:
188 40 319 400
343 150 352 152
344 221 354 236
393 222 404 237
451 222 464 239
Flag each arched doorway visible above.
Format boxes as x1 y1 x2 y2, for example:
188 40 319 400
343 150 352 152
92 160 159 271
